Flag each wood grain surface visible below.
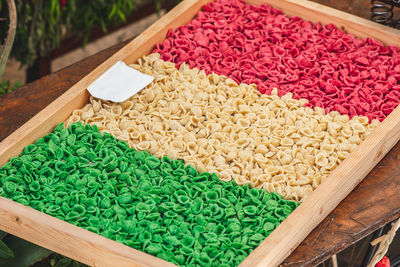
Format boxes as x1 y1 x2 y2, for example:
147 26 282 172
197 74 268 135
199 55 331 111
311 0 372 20
0 0 399 266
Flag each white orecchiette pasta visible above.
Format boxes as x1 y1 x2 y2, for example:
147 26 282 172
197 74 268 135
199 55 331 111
65 53 379 202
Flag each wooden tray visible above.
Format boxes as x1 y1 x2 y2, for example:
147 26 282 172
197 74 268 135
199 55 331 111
1 0 400 266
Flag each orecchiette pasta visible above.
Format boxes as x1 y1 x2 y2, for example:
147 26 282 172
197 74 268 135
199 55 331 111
65 53 379 201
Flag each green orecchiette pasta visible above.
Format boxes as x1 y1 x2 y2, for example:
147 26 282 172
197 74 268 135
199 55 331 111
0 122 299 266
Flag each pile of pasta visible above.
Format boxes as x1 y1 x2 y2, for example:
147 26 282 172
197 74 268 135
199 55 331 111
66 54 378 201
154 0 400 122
0 122 298 266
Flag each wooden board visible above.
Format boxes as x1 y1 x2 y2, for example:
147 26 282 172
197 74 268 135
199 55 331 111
249 0 400 46
0 0 400 266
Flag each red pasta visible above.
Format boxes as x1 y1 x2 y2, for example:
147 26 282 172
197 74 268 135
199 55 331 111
153 0 400 121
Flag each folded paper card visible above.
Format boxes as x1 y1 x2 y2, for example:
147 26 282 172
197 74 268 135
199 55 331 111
87 61 154 102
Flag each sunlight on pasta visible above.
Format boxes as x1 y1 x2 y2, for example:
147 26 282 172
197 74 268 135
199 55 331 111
65 53 379 201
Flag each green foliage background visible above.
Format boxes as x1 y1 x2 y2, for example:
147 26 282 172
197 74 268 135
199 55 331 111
0 80 22 95
0 0 145 66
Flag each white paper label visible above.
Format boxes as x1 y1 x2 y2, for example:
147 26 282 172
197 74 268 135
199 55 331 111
87 61 154 102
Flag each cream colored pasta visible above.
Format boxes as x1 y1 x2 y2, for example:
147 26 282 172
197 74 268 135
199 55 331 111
65 53 379 201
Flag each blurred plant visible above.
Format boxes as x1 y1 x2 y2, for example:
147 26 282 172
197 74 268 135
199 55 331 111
0 230 52 266
0 80 22 95
0 0 151 67
0 230 86 267
0 0 16 80
0 230 13 260
39 254 87 267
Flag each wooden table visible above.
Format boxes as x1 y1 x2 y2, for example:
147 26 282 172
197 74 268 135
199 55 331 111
1 2 399 266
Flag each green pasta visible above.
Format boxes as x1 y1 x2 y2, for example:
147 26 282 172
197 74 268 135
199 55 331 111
0 122 298 266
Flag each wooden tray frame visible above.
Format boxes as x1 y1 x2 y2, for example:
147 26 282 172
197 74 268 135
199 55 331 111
1 0 400 266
